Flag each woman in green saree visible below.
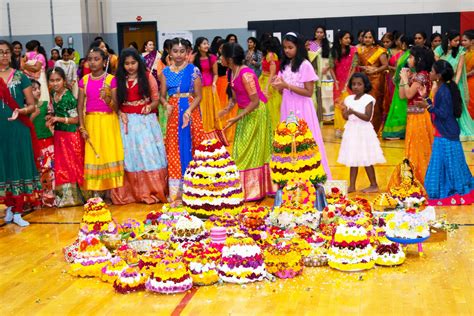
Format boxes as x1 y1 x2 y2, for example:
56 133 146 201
382 34 411 139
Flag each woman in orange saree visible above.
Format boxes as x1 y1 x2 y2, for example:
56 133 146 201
358 30 388 133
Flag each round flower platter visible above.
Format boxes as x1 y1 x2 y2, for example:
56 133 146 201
127 239 167 254
386 235 430 245
386 235 430 257
101 234 123 251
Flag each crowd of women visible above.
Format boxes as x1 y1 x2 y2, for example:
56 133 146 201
0 27 473 227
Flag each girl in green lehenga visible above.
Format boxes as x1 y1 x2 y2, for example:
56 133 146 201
382 34 411 139
435 30 474 141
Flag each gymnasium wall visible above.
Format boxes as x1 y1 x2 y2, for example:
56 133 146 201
248 12 466 42
0 0 88 55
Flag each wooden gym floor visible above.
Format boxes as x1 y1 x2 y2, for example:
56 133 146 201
1 125 473 315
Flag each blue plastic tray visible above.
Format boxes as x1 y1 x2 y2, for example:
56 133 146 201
386 235 430 244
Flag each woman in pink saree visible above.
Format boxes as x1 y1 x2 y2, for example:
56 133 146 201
329 31 358 137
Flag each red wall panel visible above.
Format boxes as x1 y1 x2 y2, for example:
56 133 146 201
461 11 474 33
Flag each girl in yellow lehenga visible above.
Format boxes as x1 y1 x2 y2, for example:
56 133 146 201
215 39 238 145
259 37 282 133
192 37 227 145
77 47 124 193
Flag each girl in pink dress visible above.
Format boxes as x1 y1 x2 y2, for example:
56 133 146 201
272 32 332 179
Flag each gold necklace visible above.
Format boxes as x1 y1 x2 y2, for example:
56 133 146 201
127 76 138 89
171 62 187 73
0 66 10 72
90 72 106 80
231 65 242 87
54 89 66 103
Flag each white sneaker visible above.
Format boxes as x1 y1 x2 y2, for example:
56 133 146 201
13 214 30 227
4 207 13 222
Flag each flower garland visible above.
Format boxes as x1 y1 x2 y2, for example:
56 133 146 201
264 240 304 278
183 242 221 286
282 178 317 207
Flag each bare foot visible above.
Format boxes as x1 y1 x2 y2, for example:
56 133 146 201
361 185 379 193
170 200 183 208
347 187 356 193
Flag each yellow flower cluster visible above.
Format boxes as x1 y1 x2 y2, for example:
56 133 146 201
375 255 405 266
197 158 233 168
84 243 104 252
273 205 316 218
81 222 112 233
84 199 107 212
318 232 333 242
184 176 231 185
390 185 424 199
242 206 270 219
338 216 373 229
120 221 145 237
271 169 325 185
188 206 243 217
115 268 146 287
100 272 118 283
223 269 257 279
291 238 312 257
191 270 219 286
183 193 243 202
82 208 112 223
271 154 320 171
265 253 302 270
161 204 187 214
328 260 375 272
139 254 165 275
334 233 368 243
151 260 190 281
153 231 171 241
282 178 317 207
264 239 305 275
274 130 314 146
69 261 108 278
100 260 127 283
225 236 256 247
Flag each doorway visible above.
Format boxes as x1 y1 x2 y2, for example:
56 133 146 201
117 21 158 53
